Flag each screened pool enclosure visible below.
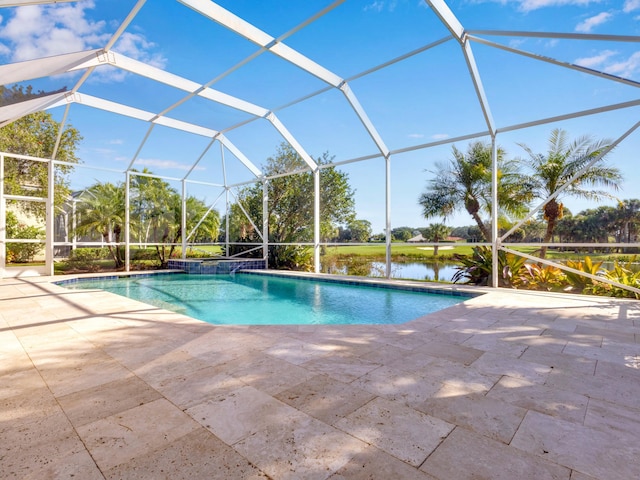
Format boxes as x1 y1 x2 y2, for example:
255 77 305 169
1 0 639 295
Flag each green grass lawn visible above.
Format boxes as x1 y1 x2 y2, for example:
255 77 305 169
323 244 638 262
186 245 224 255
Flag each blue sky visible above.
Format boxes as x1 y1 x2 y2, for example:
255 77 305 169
1 0 640 234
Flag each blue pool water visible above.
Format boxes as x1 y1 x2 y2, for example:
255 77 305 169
61 273 469 325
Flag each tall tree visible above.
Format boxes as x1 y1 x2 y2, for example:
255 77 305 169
74 174 219 269
519 129 623 258
338 219 372 243
74 182 126 268
418 141 530 242
224 143 356 270
423 222 451 256
391 227 414 242
616 199 640 243
129 173 220 267
0 85 81 215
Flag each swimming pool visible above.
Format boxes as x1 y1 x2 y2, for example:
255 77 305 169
60 273 472 325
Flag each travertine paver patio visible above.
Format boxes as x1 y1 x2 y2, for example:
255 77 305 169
1 273 640 479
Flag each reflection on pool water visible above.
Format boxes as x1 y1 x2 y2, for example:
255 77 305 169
60 273 472 325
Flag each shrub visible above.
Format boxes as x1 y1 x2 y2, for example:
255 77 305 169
585 257 640 299
6 218 44 263
562 257 603 293
452 249 639 298
519 263 566 292
452 246 527 287
63 248 111 271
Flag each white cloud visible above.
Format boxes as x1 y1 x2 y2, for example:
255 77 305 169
624 0 640 13
364 1 385 12
364 1 398 12
0 2 107 61
509 38 526 49
113 32 167 69
575 11 612 32
604 51 640 77
0 2 165 83
574 49 617 68
431 133 450 140
408 133 424 138
136 158 204 171
574 49 640 78
471 0 603 13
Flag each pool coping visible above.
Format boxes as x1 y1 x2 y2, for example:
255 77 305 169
53 268 488 300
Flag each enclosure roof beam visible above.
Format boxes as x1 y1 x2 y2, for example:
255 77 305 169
462 41 495 135
217 134 263 178
104 0 146 52
266 114 317 170
466 30 640 43
340 83 390 158
425 0 495 135
0 92 68 127
180 0 390 160
469 35 640 89
44 91 264 178
178 0 343 87
0 49 101 86
424 0 464 40
100 52 269 117
0 0 78 6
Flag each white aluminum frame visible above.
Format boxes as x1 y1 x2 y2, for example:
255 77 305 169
0 0 639 295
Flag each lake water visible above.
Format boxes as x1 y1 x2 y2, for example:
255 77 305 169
321 259 458 282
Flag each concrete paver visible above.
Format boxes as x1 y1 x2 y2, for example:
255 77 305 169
1 274 640 479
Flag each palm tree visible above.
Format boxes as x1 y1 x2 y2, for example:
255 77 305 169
519 129 623 258
74 182 126 268
419 141 530 242
423 222 451 256
616 199 640 243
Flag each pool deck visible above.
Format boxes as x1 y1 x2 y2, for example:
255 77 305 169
2 273 640 479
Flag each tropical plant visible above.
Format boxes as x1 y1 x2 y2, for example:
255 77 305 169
74 182 126 268
77 172 221 269
423 223 451 256
419 141 531 242
587 257 640 299
519 263 566 292
562 256 604 293
518 128 623 258
451 246 527 287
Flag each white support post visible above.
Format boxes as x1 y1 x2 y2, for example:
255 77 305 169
45 157 54 276
72 199 77 252
385 154 392 278
125 171 131 272
181 180 187 259
314 169 321 273
262 179 269 268
225 188 230 257
0 154 5 279
222 143 230 257
490 137 499 288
